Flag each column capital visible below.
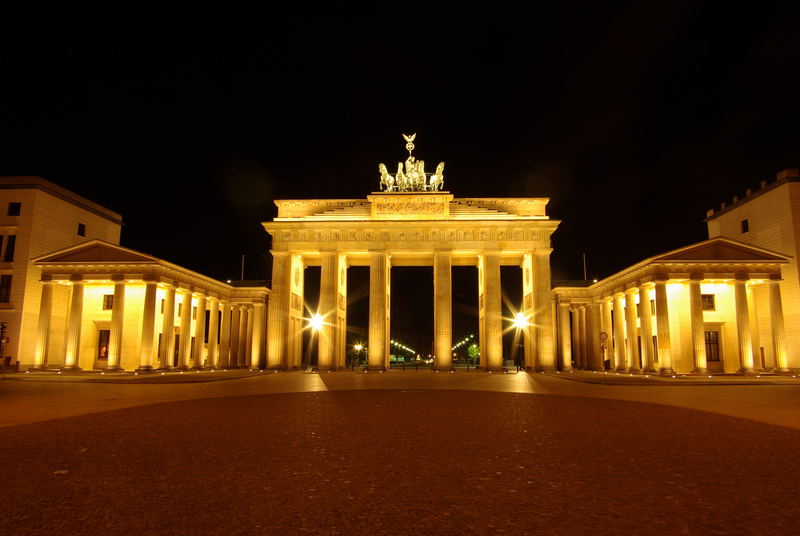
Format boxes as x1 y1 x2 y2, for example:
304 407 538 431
735 273 750 282
624 286 638 296
40 275 53 283
111 274 125 282
269 250 290 257
769 274 782 282
689 273 704 282
69 275 84 283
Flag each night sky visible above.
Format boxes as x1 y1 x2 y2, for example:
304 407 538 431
3 4 800 355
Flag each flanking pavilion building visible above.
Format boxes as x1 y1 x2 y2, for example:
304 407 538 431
553 238 791 374
0 176 268 373
31 240 268 372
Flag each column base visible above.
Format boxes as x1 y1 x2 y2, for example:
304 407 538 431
561 366 573 372
658 367 675 375
738 367 757 374
26 365 48 372
615 366 626 372
626 367 641 374
485 365 505 373
156 366 175 372
434 366 454 372
773 368 792 374
691 367 709 374
135 366 156 373
366 365 387 372
60 366 82 372
641 367 657 374
103 365 124 372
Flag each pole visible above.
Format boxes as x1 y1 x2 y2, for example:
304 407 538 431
582 252 588 281
241 254 245 280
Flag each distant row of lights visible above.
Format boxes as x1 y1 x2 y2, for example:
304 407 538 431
452 334 475 351
390 339 415 354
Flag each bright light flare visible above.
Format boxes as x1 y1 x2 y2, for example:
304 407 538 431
353 344 363 352
308 313 324 332
511 312 529 329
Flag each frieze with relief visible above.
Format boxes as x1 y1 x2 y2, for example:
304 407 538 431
272 226 551 246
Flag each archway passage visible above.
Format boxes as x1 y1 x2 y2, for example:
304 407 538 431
452 266 479 368
345 266 369 368
389 267 433 368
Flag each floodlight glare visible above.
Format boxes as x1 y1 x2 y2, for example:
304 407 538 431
308 313 324 332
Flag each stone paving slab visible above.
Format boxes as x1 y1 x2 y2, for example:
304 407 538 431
0 390 797 535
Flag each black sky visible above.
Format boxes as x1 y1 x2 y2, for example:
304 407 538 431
2 3 800 352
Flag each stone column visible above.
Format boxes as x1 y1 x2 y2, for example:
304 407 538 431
481 252 503 371
654 279 674 374
768 279 790 372
219 301 231 368
746 285 762 370
229 304 241 367
158 285 176 370
557 302 572 370
267 251 290 369
335 255 348 368
193 293 207 369
63 279 85 371
244 306 253 368
601 299 614 369
317 252 337 371
534 250 556 370
251 302 266 369
689 276 708 373
577 306 587 369
105 279 126 371
207 298 220 368
238 307 249 368
570 306 581 368
624 288 640 373
639 286 656 372
32 278 54 370
586 302 603 370
136 280 158 373
367 251 389 370
734 278 755 372
177 290 193 370
434 250 453 371
612 293 627 372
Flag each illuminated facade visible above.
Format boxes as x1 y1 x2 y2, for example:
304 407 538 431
553 238 791 374
705 169 800 371
0 177 122 370
262 193 560 371
31 241 267 371
0 176 267 372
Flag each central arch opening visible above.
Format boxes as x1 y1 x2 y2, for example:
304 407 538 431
390 267 432 368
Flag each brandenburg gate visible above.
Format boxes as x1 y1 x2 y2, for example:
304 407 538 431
262 135 560 371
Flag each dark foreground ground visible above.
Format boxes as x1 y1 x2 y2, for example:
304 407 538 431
1 390 798 535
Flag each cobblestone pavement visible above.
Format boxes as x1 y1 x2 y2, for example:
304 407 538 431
1 390 798 535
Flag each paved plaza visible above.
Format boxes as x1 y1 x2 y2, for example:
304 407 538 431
1 371 799 535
